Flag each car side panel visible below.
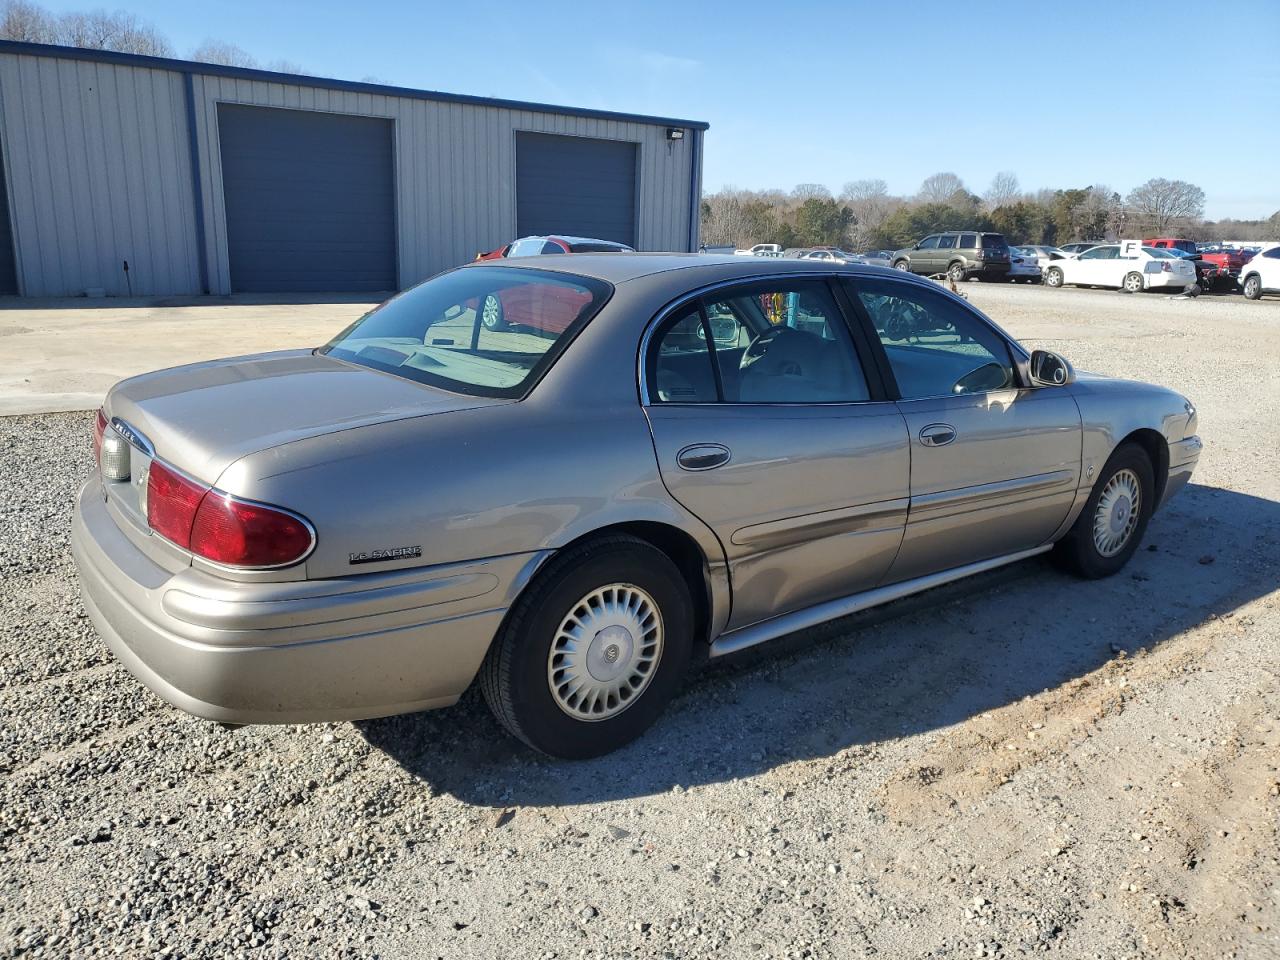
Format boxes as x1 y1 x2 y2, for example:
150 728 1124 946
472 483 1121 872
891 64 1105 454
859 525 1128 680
645 402 910 629
216 398 733 637
887 388 1082 581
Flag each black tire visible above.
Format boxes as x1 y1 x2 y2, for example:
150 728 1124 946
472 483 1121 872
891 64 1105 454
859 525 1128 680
479 535 693 758
1053 443 1155 579
947 261 966 283
479 294 507 331
1122 271 1144 294
1046 267 1064 288
893 259 912 272
1243 273 1262 300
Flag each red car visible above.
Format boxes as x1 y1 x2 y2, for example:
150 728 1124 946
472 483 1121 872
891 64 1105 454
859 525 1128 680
1144 238 1246 284
473 236 633 333
477 235 635 260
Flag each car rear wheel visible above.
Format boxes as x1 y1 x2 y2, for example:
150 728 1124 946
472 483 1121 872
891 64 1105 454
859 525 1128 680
1053 442 1154 579
479 535 693 758
1243 274 1263 300
894 260 911 272
1046 267 1064 287
480 294 507 330
1123 272 1144 294
947 262 965 283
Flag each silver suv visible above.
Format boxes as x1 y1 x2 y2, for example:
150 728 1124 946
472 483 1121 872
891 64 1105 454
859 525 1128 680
891 231 1011 281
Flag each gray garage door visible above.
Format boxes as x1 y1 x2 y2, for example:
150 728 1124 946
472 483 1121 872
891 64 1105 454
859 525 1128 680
0 149 16 295
218 104 396 293
516 133 637 247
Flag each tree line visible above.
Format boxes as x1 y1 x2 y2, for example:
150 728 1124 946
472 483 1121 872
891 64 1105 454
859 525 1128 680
702 172 1280 251
0 0 305 72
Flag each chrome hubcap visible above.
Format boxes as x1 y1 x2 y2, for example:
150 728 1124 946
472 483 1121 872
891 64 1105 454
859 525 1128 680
548 584 663 721
1093 467 1142 557
481 296 501 327
1125 274 1142 292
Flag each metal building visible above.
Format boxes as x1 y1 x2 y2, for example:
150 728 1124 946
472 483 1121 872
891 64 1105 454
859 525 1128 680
0 40 706 298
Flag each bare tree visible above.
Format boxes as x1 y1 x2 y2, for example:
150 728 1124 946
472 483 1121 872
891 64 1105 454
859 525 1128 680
841 179 898 247
983 171 1020 210
0 0 57 42
57 9 172 56
791 183 831 201
265 59 304 75
1124 178 1206 234
917 172 966 204
191 40 259 67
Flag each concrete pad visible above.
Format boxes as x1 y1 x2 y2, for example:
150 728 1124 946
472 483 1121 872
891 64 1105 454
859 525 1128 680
0 294 381 416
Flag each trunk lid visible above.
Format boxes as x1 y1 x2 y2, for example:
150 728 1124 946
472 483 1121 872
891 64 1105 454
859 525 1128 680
106 349 505 483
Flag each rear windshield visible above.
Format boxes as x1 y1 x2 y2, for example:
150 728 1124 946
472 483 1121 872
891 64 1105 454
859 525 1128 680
569 242 633 253
981 235 1010 250
323 266 611 399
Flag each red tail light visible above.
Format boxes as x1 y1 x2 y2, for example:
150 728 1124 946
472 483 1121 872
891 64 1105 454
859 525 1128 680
145 460 314 567
93 409 107 464
190 493 314 568
147 461 209 549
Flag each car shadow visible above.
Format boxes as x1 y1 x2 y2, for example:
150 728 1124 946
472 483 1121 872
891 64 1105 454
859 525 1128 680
357 482 1280 807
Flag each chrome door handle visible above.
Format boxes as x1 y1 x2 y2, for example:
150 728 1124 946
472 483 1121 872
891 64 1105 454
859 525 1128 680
677 443 731 471
918 423 957 447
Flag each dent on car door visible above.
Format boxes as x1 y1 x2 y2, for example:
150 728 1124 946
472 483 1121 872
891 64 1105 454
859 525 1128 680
643 279 910 629
845 277 1082 581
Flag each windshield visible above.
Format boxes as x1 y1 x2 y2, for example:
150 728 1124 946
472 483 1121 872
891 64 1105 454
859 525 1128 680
568 241 632 253
323 266 611 398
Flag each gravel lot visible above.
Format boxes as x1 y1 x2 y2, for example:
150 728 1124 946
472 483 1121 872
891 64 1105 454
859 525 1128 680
2 283 1279 959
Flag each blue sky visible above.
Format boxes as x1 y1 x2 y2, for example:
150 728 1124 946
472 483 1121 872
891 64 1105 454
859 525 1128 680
42 0 1280 219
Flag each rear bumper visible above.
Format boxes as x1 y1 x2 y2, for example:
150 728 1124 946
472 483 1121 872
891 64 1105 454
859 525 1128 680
72 479 548 724
1162 435 1202 508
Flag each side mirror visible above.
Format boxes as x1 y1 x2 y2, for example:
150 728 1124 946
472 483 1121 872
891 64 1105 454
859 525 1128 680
1030 349 1074 386
441 304 466 321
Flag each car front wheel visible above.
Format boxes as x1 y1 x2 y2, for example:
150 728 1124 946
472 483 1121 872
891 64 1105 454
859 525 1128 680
479 535 693 758
894 260 912 272
1053 443 1154 579
1046 267 1064 287
1243 274 1263 300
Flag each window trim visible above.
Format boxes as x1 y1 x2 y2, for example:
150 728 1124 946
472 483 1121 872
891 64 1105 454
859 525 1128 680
838 275 1032 402
638 272 890 407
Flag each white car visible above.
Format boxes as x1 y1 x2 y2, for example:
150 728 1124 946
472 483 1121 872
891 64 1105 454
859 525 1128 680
734 243 783 257
1043 244 1196 293
1239 244 1280 300
1008 246 1043 283
1020 244 1070 271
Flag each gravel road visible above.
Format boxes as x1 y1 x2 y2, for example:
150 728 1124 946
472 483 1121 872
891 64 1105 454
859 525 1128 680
2 284 1279 959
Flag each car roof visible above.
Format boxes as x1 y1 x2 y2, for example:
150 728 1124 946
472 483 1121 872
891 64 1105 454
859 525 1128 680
463 252 905 284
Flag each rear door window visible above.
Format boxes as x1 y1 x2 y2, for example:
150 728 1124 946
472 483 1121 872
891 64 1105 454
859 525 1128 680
937 235 957 249
647 281 872 404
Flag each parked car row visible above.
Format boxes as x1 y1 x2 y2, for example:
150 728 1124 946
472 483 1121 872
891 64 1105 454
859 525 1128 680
486 232 1280 301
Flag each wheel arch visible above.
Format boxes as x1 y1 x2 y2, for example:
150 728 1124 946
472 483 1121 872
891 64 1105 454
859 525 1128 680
1116 427 1169 507
549 521 721 647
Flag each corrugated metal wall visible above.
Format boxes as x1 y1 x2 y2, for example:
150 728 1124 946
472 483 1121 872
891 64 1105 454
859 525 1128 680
0 54 201 296
0 48 698 297
190 74 695 293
